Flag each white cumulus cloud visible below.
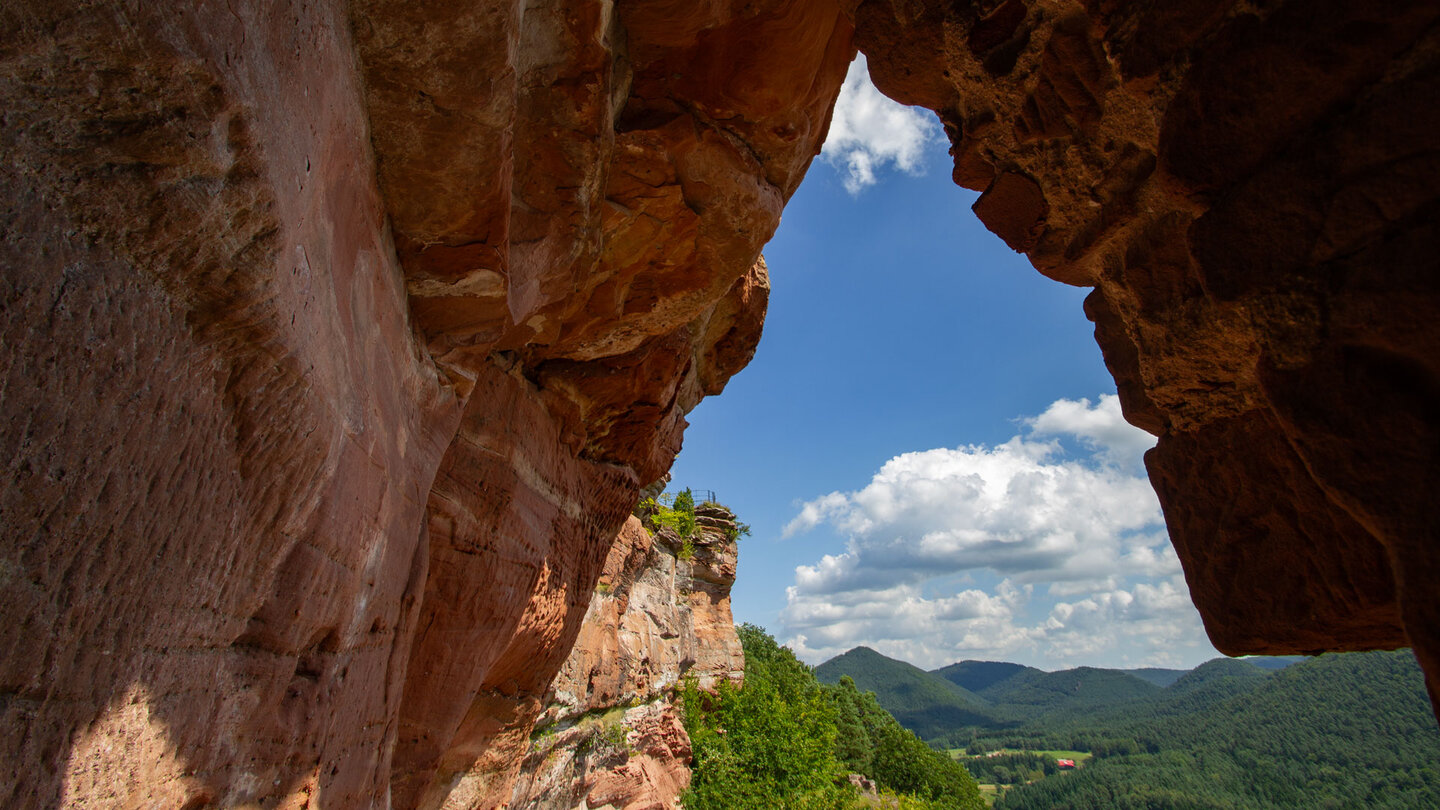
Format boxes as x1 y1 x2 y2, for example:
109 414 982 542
782 434 1164 589
1040 577 1207 666
786 580 1039 670
821 54 941 194
1025 393 1157 468
780 395 1217 669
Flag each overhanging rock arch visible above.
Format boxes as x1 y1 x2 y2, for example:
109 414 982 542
0 0 1435 807
854 0 1439 705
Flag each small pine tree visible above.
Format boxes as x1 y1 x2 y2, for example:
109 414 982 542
673 488 697 537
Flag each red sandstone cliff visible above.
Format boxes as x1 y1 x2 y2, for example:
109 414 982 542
0 1 842 807
507 506 743 810
2 0 1438 808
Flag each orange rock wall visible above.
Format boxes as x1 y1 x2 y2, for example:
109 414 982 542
1 2 461 806
0 0 845 808
854 0 1440 706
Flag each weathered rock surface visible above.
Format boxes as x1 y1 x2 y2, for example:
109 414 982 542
2 0 1439 807
854 0 1440 705
0 1 836 808
1 3 461 807
507 509 743 809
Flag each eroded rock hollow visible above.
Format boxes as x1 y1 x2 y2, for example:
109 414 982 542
1 0 1436 807
850 0 1440 699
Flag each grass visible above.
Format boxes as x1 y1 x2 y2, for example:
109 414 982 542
1029 749 1091 762
953 746 1092 803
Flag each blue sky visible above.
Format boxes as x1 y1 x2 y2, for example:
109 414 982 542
669 57 1221 673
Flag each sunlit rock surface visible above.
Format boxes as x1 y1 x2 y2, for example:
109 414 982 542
0 1 833 807
1 0 1437 807
507 509 743 809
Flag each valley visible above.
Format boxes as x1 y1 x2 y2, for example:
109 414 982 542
818 648 1440 808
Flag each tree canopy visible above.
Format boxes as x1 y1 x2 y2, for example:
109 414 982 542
683 624 985 809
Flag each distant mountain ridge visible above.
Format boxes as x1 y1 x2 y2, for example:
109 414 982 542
931 660 1038 694
955 665 1161 721
813 647 1440 808
813 647 997 740
815 648 1249 734
1238 654 1309 670
1120 667 1187 687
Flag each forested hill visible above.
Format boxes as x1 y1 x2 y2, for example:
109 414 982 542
932 660 1039 693
998 650 1440 809
814 647 997 738
952 664 1161 722
816 646 1440 809
815 649 1185 734
1120 667 1186 687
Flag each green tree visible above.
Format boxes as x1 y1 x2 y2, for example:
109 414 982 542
672 488 697 536
683 625 850 810
821 674 984 808
684 625 985 810
649 488 698 539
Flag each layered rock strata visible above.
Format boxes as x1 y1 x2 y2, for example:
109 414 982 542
0 1 842 808
507 507 743 809
853 0 1440 707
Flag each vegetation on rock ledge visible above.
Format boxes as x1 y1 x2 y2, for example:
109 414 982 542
636 488 698 539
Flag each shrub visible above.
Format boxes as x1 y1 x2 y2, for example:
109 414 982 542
651 488 698 539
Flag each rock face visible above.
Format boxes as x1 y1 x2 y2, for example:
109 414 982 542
1 3 461 808
1 0 1437 808
507 508 743 809
0 1 840 808
853 0 1440 706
